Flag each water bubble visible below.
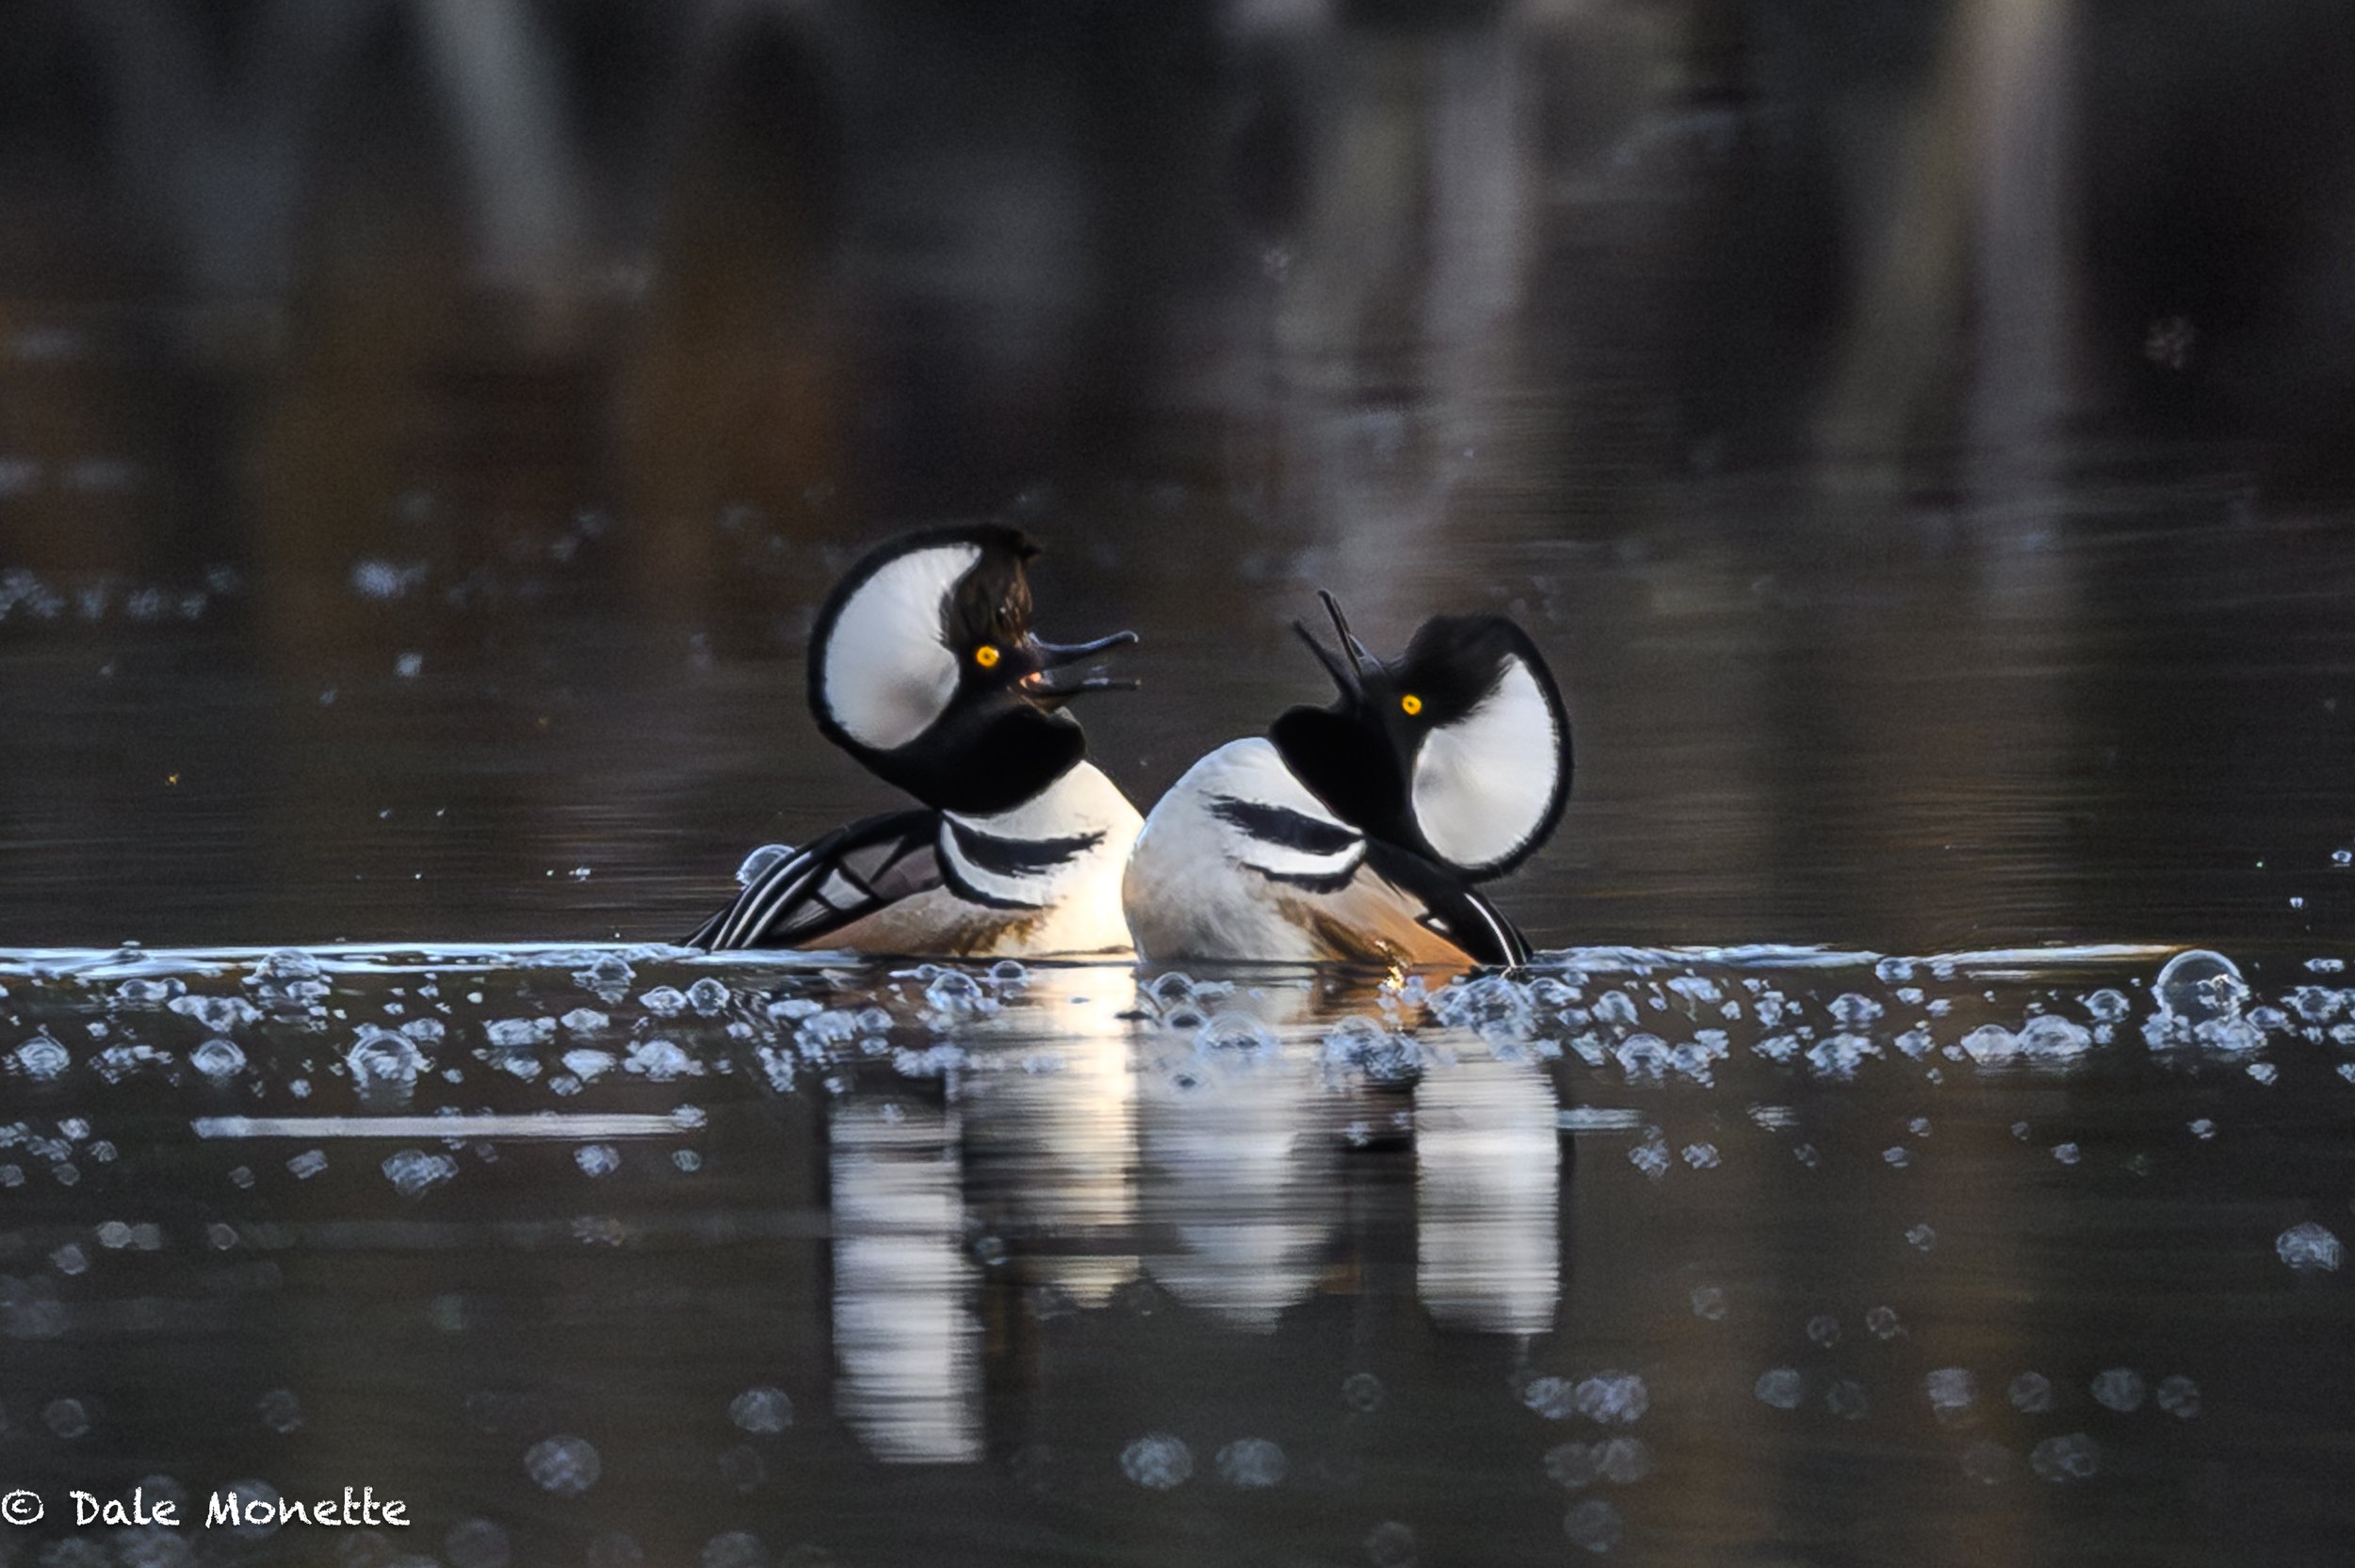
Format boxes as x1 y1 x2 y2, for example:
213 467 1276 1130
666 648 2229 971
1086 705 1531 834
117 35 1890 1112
1875 957 1916 983
114 977 186 1007
730 1388 794 1435
1829 993 1883 1026
2029 1432 2100 1481
1145 971 1197 1009
1342 1372 1386 1413
1365 1521 1419 1568
560 1008 609 1033
382 1149 457 1198
1753 1368 1803 1410
190 1039 246 1078
575 954 634 996
1574 1372 1648 1424
1523 1376 1577 1419
2154 1375 2201 1417
1805 1314 1842 1348
576 1145 620 1178
170 994 262 1031
524 1434 600 1495
2089 1368 2144 1413
1197 1011 1278 1058
350 558 426 600
923 971 992 1018
624 1039 699 1079
687 978 732 1015
1120 1433 1193 1489
1214 1437 1287 1488
445 1519 512 1568
2019 1015 2093 1059
484 1017 555 1049
1924 1367 1975 1421
12 1033 70 1078
1322 1016 1420 1084
287 1150 328 1180
1807 1034 1877 1075
701 1532 767 1568
348 1026 427 1087
1562 1498 1624 1555
2155 949 2248 1031
587 1535 648 1568
639 986 689 1016
718 1445 766 1492
2053 1142 2082 1166
735 844 793 887
2277 1220 2343 1272
1866 1305 1904 1339
2081 988 2133 1023
1905 1223 1937 1251
1690 1285 1729 1320
1959 1025 2020 1064
1610 1033 1668 1075
2008 1372 2054 1413
257 1388 303 1433
45 1397 90 1437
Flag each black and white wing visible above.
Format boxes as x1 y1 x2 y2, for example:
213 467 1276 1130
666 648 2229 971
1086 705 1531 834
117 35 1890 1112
686 811 945 951
1203 780 1529 966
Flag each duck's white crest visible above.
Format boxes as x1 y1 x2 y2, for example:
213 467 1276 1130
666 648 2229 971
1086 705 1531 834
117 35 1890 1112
1411 654 1560 873
819 542 978 751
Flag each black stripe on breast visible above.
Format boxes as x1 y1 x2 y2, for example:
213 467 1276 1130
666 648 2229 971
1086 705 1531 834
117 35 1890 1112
945 821 1105 879
1210 796 1361 857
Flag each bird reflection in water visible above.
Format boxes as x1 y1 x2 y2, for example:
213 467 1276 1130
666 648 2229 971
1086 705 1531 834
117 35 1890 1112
818 962 1563 1462
827 1092 983 1463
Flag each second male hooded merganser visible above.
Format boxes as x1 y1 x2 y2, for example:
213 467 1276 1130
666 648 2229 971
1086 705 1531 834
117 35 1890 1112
689 525 1142 957
1122 592 1568 966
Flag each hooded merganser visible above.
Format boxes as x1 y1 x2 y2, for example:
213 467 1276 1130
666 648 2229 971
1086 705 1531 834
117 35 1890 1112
1122 592 1568 966
689 525 1142 956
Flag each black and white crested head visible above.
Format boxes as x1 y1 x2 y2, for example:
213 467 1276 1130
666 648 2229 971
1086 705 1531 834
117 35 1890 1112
807 525 1136 816
1269 592 1569 880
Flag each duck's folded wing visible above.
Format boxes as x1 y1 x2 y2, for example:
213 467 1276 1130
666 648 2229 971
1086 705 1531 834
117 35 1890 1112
686 811 945 951
1338 843 1530 967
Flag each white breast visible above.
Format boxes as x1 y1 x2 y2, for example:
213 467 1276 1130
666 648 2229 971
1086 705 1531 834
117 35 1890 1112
940 762 1142 955
1122 738 1362 963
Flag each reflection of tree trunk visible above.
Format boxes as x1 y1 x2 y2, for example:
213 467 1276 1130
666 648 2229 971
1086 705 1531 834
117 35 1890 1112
1968 0 2079 472
415 0 587 297
611 21 845 614
1816 0 2081 468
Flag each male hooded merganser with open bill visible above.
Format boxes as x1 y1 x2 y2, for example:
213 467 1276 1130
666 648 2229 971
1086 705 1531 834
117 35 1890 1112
688 525 1142 957
1122 592 1569 967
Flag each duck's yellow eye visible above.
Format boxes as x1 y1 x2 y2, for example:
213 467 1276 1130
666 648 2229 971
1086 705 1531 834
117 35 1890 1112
974 644 1001 670
1400 693 1423 717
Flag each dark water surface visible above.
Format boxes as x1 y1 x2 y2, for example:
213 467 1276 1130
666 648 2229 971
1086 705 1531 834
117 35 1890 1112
0 942 2350 1567
0 942 2346 1563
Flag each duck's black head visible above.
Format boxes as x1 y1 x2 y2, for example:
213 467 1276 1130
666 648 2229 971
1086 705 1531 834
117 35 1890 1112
1269 591 1570 880
807 525 1135 816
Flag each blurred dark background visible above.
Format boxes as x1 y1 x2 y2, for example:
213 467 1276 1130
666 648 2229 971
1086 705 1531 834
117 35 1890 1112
2 0 2353 952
